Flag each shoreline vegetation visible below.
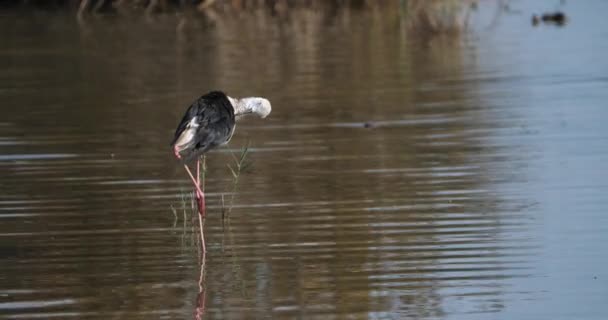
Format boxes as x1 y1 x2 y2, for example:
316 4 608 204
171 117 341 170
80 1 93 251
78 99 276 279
2 0 480 33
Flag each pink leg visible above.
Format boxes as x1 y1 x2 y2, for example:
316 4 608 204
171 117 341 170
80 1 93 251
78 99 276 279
195 158 203 207
196 158 200 186
183 164 206 216
184 164 206 252
177 151 206 252
199 211 206 253
196 158 206 253
196 159 205 215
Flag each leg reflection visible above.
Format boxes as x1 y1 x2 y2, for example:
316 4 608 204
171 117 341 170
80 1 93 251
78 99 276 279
194 249 206 319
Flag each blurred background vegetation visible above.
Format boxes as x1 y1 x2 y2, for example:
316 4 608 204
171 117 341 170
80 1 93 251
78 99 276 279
1 0 479 34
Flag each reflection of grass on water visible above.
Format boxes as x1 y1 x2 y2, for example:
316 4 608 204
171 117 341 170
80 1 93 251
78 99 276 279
171 188 205 255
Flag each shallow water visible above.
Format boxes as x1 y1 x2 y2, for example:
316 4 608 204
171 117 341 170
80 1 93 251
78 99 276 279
1 1 608 319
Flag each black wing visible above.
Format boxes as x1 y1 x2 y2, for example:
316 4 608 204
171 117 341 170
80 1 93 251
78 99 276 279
171 91 235 161
170 102 199 147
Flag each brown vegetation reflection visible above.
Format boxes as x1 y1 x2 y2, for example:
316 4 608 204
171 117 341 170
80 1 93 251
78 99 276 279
0 2 535 319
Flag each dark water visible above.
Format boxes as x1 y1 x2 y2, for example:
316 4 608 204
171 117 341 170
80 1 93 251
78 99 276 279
1 1 608 319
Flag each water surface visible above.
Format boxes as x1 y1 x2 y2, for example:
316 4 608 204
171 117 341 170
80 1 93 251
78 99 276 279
1 1 607 319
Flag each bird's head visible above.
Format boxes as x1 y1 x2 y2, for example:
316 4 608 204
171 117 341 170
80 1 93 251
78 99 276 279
231 97 272 119
252 98 272 118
